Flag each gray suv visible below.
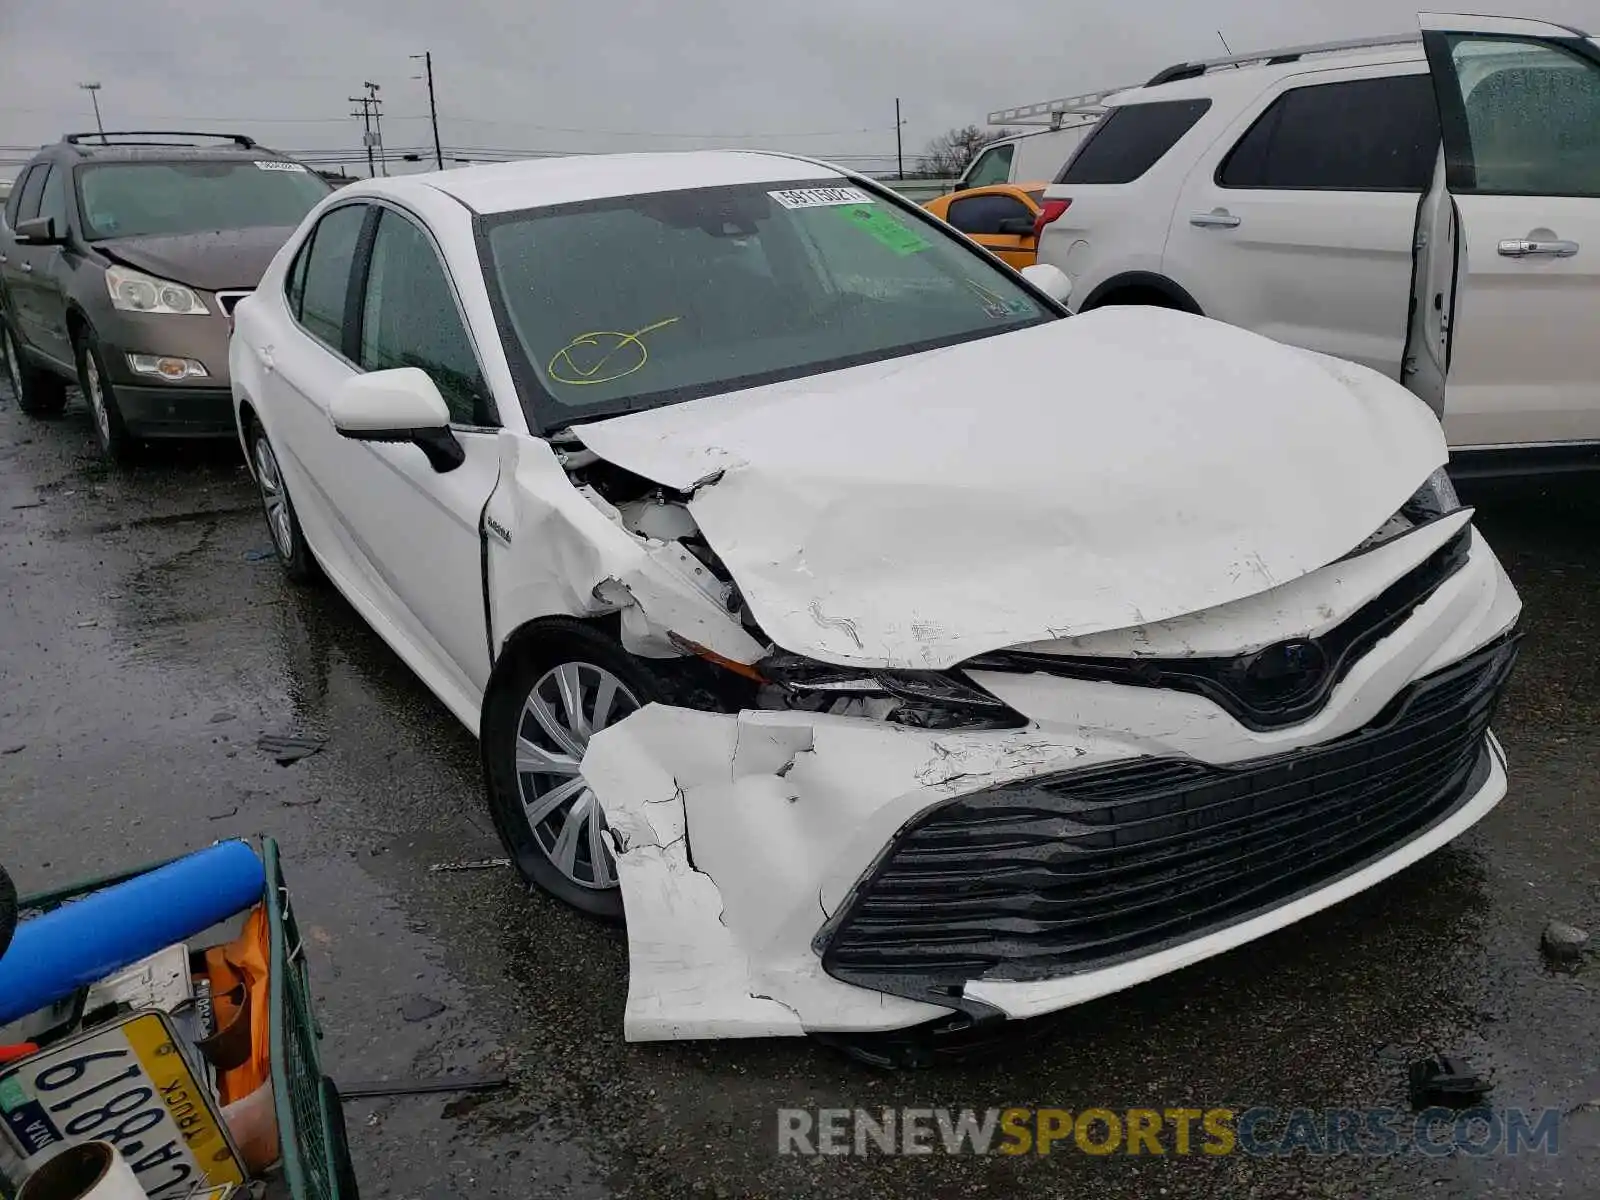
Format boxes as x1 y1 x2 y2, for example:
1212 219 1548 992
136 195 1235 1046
0 132 330 460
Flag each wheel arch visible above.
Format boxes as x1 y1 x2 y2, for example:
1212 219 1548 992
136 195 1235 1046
237 398 262 478
64 302 92 347
484 614 627 708
1078 271 1203 315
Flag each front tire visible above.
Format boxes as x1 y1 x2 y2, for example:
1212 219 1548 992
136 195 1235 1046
2 319 67 417
75 331 135 462
482 623 668 921
245 418 319 584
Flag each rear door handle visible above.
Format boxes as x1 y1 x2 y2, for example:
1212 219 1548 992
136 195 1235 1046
1190 209 1241 229
19 263 31 274
1498 238 1579 258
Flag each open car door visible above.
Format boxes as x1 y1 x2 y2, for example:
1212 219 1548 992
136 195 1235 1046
1413 12 1600 467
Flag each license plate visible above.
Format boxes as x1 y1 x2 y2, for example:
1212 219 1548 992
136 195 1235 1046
0 1011 247 1199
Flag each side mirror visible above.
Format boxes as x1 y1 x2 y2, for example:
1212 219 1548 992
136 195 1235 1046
996 216 1037 237
14 217 63 246
329 367 464 473
1021 262 1073 305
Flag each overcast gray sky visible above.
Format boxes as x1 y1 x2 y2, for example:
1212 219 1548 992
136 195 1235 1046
2 0 1594 179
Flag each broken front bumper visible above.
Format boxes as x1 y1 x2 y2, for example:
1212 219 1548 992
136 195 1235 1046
581 529 1521 1041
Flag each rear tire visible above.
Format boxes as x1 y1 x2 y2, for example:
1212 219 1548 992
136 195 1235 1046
481 622 673 922
74 330 136 462
2 319 67 417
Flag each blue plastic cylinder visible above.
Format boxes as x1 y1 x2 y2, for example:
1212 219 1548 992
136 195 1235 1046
0 841 266 1026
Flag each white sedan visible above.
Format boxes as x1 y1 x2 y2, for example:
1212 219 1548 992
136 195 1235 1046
230 151 1521 1048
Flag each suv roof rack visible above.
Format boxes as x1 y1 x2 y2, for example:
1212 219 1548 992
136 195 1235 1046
1144 32 1421 86
63 130 258 149
987 83 1144 128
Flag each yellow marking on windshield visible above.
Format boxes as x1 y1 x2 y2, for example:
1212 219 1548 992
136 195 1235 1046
547 317 682 386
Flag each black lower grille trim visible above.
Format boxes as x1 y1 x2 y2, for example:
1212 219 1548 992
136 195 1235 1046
817 632 1518 1009
965 524 1472 731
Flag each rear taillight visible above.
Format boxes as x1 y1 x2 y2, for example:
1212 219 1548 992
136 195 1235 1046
1033 198 1071 240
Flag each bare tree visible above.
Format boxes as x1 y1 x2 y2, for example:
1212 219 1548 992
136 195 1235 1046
916 125 1020 178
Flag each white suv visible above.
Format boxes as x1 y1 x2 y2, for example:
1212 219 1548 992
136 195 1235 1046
1036 12 1600 477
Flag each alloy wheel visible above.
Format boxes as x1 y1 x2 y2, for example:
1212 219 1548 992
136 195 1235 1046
253 436 294 559
83 352 111 444
514 662 641 890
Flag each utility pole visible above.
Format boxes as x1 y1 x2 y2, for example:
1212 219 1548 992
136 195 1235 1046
411 52 443 169
367 82 386 176
349 92 376 177
349 82 384 177
79 83 106 142
894 98 905 180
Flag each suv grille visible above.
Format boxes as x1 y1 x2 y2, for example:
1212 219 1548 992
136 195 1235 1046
818 632 1518 1008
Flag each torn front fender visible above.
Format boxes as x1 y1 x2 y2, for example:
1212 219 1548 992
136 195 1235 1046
481 432 764 664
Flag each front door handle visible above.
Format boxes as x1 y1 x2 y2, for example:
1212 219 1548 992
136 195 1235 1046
19 263 31 274
258 345 275 374
1190 209 1241 229
1498 237 1579 258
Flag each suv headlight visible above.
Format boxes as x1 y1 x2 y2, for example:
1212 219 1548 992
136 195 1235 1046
105 266 208 315
756 653 1027 730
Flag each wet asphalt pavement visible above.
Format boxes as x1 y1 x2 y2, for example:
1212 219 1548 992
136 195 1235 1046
0 384 1596 1200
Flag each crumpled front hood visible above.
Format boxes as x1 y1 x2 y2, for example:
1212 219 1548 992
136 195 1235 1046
97 225 297 292
573 307 1447 669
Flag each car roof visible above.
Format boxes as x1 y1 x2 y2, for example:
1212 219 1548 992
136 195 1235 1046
55 145 285 164
1104 41 1427 108
386 150 852 215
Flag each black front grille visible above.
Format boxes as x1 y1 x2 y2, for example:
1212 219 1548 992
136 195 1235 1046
967 525 1472 730
818 633 1518 1008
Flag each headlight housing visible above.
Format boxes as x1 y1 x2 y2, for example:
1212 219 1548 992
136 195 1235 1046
756 653 1027 730
1350 466 1463 556
1402 466 1460 521
105 266 208 316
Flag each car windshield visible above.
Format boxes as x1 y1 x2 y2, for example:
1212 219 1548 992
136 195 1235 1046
77 161 331 240
480 178 1056 426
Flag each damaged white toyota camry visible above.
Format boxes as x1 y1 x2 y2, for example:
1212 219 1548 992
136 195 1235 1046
231 151 1521 1049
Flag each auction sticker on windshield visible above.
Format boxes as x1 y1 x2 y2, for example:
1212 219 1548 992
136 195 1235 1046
0 1011 247 1199
254 160 308 172
769 186 872 209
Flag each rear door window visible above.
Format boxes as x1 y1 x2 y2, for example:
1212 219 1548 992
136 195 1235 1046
1218 75 1440 191
4 166 42 227
36 167 67 235
14 166 48 223
295 204 368 353
1056 100 1212 184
